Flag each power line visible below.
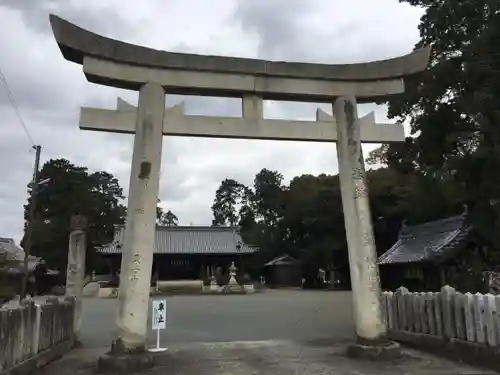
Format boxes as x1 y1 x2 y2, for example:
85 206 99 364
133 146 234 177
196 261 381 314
0 65 35 147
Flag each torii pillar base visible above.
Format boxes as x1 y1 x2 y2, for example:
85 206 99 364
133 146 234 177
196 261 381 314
347 339 402 361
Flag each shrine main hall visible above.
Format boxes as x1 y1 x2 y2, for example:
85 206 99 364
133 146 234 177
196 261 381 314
97 225 257 280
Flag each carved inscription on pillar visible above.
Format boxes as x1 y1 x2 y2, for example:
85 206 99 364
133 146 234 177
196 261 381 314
344 100 368 198
130 252 141 281
354 186 369 199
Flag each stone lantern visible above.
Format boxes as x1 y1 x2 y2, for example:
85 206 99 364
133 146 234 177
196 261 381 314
228 262 239 289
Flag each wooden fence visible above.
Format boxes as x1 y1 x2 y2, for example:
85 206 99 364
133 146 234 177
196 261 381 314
382 285 500 347
0 297 75 373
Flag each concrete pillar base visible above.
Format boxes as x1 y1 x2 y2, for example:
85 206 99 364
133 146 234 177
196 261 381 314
97 352 157 373
347 339 402 361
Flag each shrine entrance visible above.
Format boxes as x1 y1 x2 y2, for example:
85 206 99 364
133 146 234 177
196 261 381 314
50 14 430 354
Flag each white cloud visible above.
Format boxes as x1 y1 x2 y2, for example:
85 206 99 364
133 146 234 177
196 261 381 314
0 0 423 244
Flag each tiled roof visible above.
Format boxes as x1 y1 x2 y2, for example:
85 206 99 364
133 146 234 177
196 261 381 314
97 225 257 255
378 210 470 265
0 238 24 261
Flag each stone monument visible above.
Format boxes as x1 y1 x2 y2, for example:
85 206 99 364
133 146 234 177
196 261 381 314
65 215 87 342
50 14 430 368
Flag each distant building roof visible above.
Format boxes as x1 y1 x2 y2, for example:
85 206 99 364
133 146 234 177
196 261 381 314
378 209 471 265
264 254 299 267
97 225 257 255
0 238 24 261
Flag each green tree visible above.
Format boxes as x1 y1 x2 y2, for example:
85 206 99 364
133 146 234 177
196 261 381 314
212 162 467 285
283 174 346 282
246 169 288 260
252 169 286 227
22 159 127 273
376 0 500 263
211 178 247 226
157 208 179 226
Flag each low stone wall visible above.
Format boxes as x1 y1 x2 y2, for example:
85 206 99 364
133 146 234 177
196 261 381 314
98 287 118 299
0 297 75 375
202 284 256 294
382 286 500 371
155 280 203 294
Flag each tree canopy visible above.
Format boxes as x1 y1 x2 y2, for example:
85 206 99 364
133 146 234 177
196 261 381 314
22 158 127 273
23 159 180 274
209 2 500 283
156 203 179 226
211 164 462 284
369 0 500 260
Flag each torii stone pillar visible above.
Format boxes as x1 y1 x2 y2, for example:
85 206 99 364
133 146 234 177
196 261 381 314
317 105 394 347
112 82 166 353
334 97 385 344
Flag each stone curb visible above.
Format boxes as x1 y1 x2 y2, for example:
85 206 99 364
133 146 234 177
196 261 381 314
1 339 74 375
389 329 500 373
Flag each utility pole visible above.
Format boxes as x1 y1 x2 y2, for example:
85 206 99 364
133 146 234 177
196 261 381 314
21 145 42 299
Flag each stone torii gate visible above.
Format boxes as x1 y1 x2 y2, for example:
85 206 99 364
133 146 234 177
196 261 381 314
50 15 430 358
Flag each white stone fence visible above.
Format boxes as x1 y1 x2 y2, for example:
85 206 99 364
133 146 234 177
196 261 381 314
382 286 500 346
382 285 500 371
0 297 75 374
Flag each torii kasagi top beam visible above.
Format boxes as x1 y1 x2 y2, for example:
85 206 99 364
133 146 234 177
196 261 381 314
50 15 430 103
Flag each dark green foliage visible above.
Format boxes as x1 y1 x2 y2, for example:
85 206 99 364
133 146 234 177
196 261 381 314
370 0 500 268
156 201 179 226
211 165 462 283
22 158 127 274
211 179 249 226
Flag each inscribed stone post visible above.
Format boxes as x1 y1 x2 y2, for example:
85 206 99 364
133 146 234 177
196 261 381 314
333 98 362 330
395 286 408 330
32 303 41 354
65 215 87 340
426 292 436 335
473 292 486 344
434 292 444 336
419 292 429 334
386 292 395 330
333 96 386 343
464 292 476 342
412 293 421 333
404 293 414 331
483 293 497 346
381 292 389 326
380 292 386 324
453 292 466 340
441 285 456 339
114 82 166 354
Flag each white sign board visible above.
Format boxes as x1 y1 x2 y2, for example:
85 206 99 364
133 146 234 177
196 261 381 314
151 299 166 330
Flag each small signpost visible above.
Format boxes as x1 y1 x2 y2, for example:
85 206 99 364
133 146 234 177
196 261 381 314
149 299 167 352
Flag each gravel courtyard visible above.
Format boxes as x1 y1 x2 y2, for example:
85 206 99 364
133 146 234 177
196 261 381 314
80 289 356 349
32 290 496 374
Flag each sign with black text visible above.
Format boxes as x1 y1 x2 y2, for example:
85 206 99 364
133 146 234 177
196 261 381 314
151 299 166 330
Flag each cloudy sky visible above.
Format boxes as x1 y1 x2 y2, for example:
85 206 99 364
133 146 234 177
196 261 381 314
0 0 423 244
